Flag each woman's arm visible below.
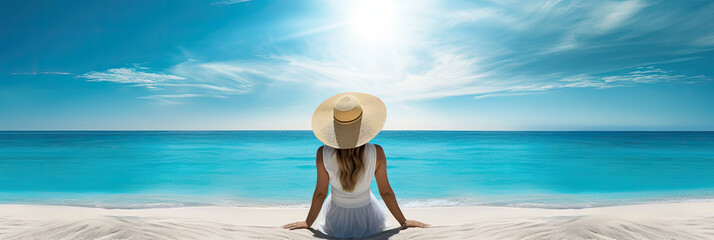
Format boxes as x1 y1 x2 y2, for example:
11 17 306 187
374 144 430 229
283 146 330 230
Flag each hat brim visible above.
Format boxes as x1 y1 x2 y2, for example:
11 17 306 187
311 92 386 149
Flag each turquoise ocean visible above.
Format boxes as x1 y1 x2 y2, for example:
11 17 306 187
1 131 714 209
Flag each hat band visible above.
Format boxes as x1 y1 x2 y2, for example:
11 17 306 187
334 111 362 124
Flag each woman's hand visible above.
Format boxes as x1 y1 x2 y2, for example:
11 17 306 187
401 219 430 229
282 221 309 230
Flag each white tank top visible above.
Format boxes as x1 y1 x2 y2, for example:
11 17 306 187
322 143 377 208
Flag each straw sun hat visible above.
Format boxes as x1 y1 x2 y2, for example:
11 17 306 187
311 92 387 149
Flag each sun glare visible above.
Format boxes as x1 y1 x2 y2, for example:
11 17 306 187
349 0 397 42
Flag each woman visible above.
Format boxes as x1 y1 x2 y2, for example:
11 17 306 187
283 92 429 238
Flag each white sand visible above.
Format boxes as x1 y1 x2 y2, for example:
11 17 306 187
1 202 714 239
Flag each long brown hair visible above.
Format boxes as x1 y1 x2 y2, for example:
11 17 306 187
334 144 366 192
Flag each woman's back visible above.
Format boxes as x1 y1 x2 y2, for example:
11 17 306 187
317 142 390 238
322 143 377 208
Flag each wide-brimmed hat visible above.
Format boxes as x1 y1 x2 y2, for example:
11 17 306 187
312 92 386 149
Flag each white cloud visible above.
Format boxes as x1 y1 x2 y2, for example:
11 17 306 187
601 66 709 84
441 8 514 26
539 0 646 53
473 91 547 99
211 0 250 5
179 48 705 103
251 50 501 102
592 0 645 32
80 67 184 84
169 61 259 94
80 65 256 103
471 66 709 99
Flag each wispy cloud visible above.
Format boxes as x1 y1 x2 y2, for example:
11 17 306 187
137 93 205 105
174 50 706 103
601 66 709 84
473 91 547 99
80 67 184 84
591 0 645 33
471 66 710 99
264 49 704 101
169 61 258 94
211 0 250 5
13 72 71 75
543 0 646 53
79 65 256 103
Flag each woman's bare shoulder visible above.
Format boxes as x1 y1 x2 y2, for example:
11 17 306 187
373 143 383 151
373 144 385 163
316 146 325 162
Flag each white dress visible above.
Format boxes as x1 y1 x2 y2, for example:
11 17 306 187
316 143 391 239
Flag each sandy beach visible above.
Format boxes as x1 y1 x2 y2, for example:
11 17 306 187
1 202 713 239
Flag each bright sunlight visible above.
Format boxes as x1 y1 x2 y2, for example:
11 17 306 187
349 0 398 42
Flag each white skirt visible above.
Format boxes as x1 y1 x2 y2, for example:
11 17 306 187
316 191 391 239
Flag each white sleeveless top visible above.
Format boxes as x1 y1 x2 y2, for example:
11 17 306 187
318 142 390 238
322 143 377 208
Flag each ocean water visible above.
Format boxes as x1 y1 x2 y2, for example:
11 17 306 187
1 131 714 209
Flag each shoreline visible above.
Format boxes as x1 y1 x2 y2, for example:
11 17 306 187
2 202 714 239
3 193 714 210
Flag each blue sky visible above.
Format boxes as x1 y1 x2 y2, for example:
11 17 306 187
1 0 713 130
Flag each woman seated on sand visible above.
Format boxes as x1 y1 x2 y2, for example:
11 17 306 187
283 92 429 238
